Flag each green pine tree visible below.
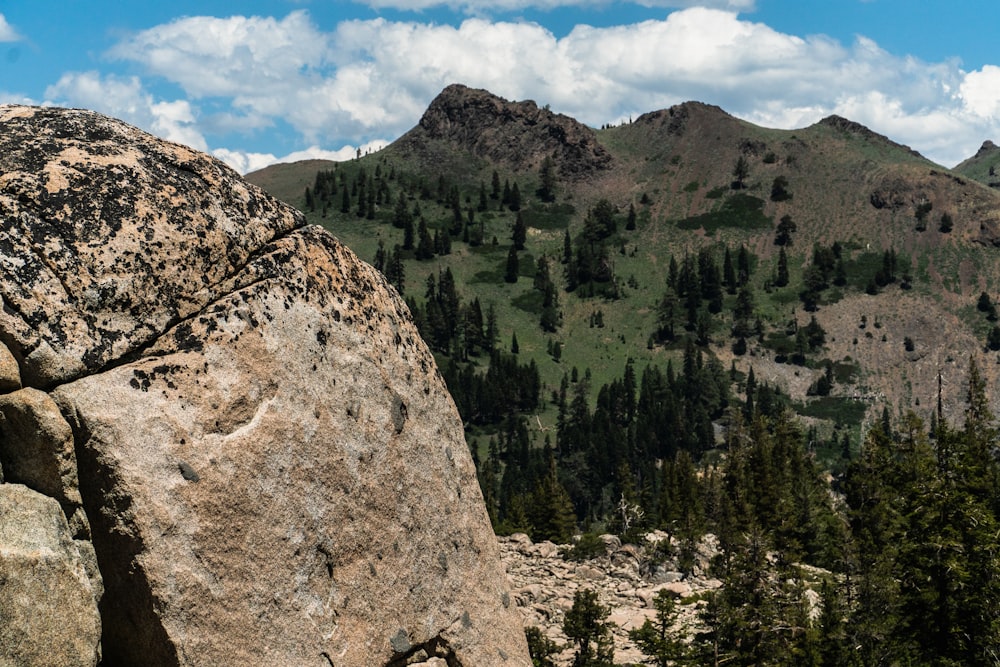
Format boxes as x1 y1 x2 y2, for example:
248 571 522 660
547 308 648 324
564 589 615 667
628 589 687 666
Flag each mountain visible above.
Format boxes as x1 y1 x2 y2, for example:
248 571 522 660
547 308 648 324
248 84 1000 433
955 139 1000 188
246 84 1000 665
395 83 614 180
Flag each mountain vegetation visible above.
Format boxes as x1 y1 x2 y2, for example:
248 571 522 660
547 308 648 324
248 83 1000 665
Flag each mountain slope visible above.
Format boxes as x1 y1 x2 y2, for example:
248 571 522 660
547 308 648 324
955 139 1000 188
248 84 1000 432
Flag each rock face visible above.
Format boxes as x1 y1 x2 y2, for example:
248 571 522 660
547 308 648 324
398 84 613 180
0 484 102 667
0 105 529 666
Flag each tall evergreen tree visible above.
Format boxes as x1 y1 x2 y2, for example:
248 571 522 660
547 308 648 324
723 246 737 294
775 246 790 287
564 589 615 667
512 212 528 251
529 452 577 543
628 589 687 666
505 247 520 283
538 156 557 202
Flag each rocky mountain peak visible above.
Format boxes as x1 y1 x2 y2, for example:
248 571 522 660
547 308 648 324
817 114 924 158
974 139 999 157
406 83 613 179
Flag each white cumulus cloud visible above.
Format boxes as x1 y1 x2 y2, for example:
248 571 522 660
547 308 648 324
44 71 209 151
960 65 1000 121
45 6 1000 171
355 0 753 11
0 14 20 42
108 11 330 100
213 141 390 174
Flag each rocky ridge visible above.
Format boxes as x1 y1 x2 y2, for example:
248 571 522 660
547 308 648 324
0 105 529 666
397 84 614 180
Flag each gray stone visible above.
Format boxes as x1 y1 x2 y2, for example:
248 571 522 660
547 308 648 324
0 104 529 666
0 342 20 393
0 388 81 508
0 484 101 667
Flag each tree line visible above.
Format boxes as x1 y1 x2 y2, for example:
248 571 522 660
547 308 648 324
527 359 1000 666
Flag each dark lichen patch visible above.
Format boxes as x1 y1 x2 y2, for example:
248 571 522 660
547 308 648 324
0 105 309 385
170 322 204 353
129 363 183 392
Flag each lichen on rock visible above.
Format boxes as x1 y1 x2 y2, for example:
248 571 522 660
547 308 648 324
0 104 529 666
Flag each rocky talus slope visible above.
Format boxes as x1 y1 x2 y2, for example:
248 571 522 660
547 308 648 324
0 105 529 666
500 533 725 666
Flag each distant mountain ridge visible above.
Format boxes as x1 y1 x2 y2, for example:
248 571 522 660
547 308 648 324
244 86 1000 665
248 84 1000 422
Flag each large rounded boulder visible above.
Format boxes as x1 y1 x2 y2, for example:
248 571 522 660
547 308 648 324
0 105 529 667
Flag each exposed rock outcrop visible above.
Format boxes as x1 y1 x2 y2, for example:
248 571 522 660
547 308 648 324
397 84 613 180
0 105 529 666
817 114 924 158
500 533 722 666
973 139 998 159
0 484 102 667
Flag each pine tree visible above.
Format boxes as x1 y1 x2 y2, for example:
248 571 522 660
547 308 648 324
402 217 414 250
510 182 522 211
392 191 411 229
415 218 434 260
512 212 528 250
564 589 615 667
775 246 789 287
484 304 498 353
525 627 560 667
356 176 367 217
723 246 737 294
737 245 751 286
529 453 577 543
478 181 489 211
774 214 797 246
628 589 687 666
505 247 520 283
539 156 557 202
541 282 561 333
372 239 386 273
732 155 750 189
816 579 850 666
384 245 405 294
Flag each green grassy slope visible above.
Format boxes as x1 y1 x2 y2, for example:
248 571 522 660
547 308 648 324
247 87 1000 442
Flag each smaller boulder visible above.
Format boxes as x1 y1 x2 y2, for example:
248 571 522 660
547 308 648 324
0 388 81 508
0 483 101 667
0 342 20 393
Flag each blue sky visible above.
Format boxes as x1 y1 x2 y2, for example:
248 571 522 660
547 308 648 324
1 1 997 172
